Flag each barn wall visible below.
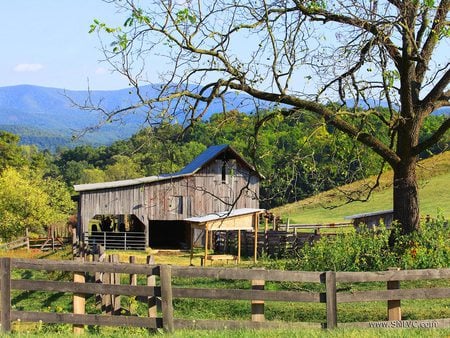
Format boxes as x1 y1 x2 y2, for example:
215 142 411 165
79 185 147 233
144 159 259 219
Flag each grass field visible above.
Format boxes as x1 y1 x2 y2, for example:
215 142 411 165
271 151 450 224
1 247 449 337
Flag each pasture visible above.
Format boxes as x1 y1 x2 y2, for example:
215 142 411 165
0 248 449 337
271 151 450 223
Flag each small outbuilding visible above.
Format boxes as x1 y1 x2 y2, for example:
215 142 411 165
345 209 394 229
74 144 263 252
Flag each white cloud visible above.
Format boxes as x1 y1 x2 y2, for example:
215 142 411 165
95 67 108 75
13 63 44 72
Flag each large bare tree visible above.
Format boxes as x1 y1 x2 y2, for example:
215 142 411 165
90 0 450 238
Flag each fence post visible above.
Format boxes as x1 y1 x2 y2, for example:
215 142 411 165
102 255 112 315
0 257 11 333
160 265 174 333
325 271 337 329
25 228 30 250
147 256 158 320
111 254 121 315
387 267 401 321
129 256 137 286
251 268 265 322
73 257 85 335
95 245 105 308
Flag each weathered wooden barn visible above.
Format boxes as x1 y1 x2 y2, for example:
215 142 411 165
74 144 263 250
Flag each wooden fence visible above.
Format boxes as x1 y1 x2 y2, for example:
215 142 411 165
0 228 70 252
0 257 449 334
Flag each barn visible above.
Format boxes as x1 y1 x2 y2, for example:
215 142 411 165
74 144 263 252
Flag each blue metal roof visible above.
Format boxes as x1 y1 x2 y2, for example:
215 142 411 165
175 144 230 175
75 144 261 192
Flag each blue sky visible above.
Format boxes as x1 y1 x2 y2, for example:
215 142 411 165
2 1 448 94
1 1 129 90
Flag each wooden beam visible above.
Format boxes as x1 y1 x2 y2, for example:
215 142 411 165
189 226 194 265
387 267 401 321
237 230 241 264
253 213 258 264
160 265 174 332
204 229 209 267
73 257 85 335
326 271 337 329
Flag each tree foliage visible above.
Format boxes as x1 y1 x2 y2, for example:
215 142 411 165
0 168 73 240
0 132 74 240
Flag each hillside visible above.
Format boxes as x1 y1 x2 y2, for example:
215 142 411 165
0 84 255 150
271 151 450 223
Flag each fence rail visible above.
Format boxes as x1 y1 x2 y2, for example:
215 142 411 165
83 231 146 251
0 257 449 334
0 237 28 250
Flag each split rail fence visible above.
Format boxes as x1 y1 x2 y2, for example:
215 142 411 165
0 257 449 334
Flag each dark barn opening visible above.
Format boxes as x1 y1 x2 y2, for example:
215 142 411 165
148 220 190 249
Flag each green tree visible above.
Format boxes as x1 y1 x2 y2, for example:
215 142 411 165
0 168 73 240
105 155 143 181
91 0 450 241
80 168 106 184
0 131 28 171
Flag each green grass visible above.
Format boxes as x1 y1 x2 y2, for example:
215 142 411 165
3 328 450 337
2 248 449 336
271 151 450 223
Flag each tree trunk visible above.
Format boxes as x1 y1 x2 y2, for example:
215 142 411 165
390 157 420 246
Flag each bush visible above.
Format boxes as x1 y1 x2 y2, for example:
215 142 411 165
275 216 449 272
397 214 449 269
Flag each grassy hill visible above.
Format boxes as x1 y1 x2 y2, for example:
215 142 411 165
270 151 450 224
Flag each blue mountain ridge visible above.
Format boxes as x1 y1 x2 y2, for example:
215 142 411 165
0 84 257 150
0 84 447 151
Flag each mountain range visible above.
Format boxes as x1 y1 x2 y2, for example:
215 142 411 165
0 84 255 151
0 84 448 151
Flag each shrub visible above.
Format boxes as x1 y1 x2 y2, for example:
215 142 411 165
397 214 449 269
275 216 449 272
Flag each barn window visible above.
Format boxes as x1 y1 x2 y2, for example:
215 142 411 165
169 196 183 214
221 161 227 184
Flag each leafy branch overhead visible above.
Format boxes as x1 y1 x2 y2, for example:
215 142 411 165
88 0 449 238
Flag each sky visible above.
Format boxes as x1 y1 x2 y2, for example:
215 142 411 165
1 1 130 91
2 1 448 94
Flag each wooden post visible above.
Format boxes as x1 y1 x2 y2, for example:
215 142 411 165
25 228 30 250
147 256 158 320
237 230 241 264
0 258 11 333
251 268 265 322
129 256 137 286
95 245 105 308
325 271 337 329
253 213 258 264
387 267 401 321
73 257 85 335
102 255 111 315
209 229 213 252
160 265 174 333
203 228 209 266
111 254 121 315
189 226 194 265
72 230 78 258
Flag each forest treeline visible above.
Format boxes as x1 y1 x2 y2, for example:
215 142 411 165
0 110 448 239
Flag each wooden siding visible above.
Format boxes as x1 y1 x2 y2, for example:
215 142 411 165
78 158 259 236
